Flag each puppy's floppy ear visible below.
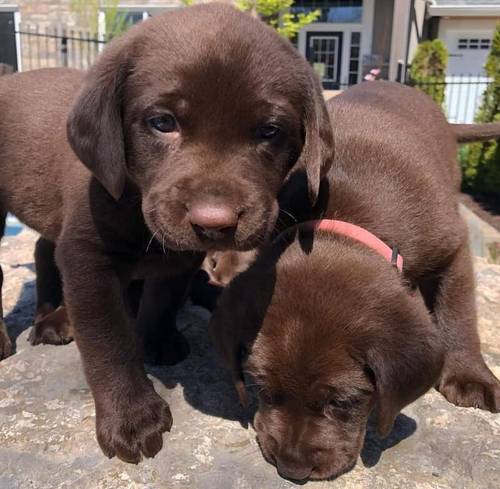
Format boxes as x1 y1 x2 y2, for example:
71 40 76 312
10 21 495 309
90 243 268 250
293 71 334 206
365 293 444 437
209 263 274 407
67 36 133 200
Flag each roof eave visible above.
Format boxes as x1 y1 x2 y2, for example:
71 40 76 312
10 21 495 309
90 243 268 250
428 5 500 17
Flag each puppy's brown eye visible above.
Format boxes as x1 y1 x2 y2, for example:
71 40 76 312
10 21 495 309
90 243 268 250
149 114 178 133
329 397 359 410
256 124 281 140
258 390 274 406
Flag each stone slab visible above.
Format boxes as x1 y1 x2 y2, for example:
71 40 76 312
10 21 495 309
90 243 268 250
1 230 499 488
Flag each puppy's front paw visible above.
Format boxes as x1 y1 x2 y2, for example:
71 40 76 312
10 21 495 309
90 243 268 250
144 328 190 366
438 353 500 412
28 306 73 346
96 385 173 463
0 319 12 360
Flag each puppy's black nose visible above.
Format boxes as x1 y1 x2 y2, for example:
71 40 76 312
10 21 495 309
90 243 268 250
188 203 238 240
276 462 312 484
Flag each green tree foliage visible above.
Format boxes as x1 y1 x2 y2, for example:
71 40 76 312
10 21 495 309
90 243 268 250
69 0 131 39
236 0 320 40
409 39 448 106
69 0 99 32
460 23 500 194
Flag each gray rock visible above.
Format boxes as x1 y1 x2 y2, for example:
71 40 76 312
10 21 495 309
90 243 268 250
1 230 499 488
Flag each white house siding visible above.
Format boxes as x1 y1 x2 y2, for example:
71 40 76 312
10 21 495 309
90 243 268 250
388 0 428 81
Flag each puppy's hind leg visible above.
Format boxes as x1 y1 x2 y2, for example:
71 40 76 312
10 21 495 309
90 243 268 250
28 237 72 346
433 241 500 412
0 209 13 360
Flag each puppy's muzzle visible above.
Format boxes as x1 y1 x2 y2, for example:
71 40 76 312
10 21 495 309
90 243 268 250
188 202 240 242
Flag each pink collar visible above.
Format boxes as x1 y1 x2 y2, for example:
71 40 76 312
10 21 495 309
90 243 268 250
301 219 404 272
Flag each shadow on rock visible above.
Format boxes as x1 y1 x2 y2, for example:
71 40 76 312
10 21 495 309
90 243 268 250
361 412 417 467
146 303 251 425
149 233 298 426
11 262 36 273
5 278 36 351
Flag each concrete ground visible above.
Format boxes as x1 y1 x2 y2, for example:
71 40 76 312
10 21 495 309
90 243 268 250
0 229 499 489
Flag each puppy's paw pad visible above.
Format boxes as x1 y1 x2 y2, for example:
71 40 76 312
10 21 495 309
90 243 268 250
144 329 190 366
97 389 172 463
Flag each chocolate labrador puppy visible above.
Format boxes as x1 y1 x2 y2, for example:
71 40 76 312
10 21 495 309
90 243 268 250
210 81 500 482
0 4 333 462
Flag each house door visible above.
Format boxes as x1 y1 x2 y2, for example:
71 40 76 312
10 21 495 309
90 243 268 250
306 32 343 90
0 11 17 71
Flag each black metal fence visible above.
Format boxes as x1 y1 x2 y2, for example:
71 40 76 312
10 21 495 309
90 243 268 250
407 75 492 124
15 24 105 71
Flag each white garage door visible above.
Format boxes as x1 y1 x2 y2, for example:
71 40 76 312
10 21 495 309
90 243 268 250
445 31 492 74
439 19 495 75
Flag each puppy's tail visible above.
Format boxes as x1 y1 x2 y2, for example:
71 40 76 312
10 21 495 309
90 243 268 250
451 122 500 143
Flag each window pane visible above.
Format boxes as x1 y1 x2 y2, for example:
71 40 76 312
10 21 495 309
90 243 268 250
327 6 363 23
123 12 144 25
351 32 361 44
291 1 363 24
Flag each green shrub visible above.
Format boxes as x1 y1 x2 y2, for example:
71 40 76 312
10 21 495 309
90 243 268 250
70 0 131 39
236 0 320 40
409 39 448 107
460 23 500 194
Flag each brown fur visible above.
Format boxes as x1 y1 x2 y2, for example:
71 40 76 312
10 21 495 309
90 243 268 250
210 81 500 482
202 250 258 287
452 122 500 143
29 305 73 345
0 4 333 463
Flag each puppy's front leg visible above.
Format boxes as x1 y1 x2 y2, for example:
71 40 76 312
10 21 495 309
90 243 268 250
433 241 500 412
56 239 172 463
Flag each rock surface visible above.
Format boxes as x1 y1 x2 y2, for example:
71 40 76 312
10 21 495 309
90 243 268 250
0 230 499 489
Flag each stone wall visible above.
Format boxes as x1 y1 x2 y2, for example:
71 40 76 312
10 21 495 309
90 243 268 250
0 1 188 30
0 0 75 29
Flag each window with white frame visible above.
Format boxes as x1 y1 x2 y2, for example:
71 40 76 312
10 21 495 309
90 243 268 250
348 31 361 85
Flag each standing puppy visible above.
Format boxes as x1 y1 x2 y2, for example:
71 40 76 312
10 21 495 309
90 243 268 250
0 4 333 462
210 82 500 482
